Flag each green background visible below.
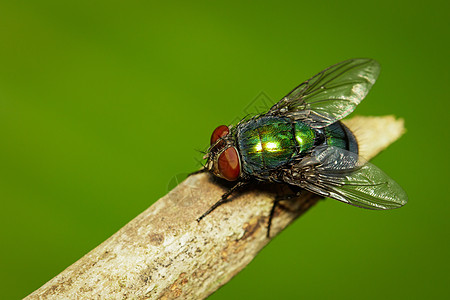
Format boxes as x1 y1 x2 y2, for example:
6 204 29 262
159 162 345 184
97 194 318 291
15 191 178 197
0 0 448 299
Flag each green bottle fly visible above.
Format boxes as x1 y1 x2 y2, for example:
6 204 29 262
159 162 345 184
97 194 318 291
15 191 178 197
197 58 407 237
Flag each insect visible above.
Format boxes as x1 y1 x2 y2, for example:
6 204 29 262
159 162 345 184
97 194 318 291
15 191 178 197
195 58 408 236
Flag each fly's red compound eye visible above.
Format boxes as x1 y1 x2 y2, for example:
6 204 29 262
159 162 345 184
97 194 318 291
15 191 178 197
210 125 229 145
218 147 240 181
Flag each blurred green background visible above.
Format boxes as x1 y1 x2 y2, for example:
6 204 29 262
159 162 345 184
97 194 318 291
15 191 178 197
0 0 448 299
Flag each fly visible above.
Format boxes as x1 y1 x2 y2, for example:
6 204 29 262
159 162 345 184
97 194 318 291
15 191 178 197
195 58 408 237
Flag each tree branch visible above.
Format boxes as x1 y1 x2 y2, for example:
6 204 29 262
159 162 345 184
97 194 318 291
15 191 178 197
25 115 405 299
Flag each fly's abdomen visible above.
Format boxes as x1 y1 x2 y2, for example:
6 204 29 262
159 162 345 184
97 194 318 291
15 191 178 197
237 116 315 177
324 122 358 154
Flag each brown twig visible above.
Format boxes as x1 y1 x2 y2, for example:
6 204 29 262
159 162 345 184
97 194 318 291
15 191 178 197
25 115 405 299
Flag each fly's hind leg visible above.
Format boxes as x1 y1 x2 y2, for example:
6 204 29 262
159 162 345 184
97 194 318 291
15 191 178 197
267 190 304 238
197 181 248 222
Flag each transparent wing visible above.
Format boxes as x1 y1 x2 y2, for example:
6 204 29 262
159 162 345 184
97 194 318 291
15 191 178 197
284 146 407 210
267 58 380 128
229 91 274 126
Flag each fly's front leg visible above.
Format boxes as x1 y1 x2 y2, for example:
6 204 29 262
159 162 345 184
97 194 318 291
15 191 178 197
197 181 248 222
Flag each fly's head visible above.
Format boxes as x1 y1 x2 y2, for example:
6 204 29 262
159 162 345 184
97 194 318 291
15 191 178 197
204 125 241 181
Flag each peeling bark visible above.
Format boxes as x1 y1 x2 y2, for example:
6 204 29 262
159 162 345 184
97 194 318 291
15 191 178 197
26 115 405 299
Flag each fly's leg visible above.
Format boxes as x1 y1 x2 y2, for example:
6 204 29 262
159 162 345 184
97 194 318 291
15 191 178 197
267 191 303 238
197 181 247 222
267 199 280 238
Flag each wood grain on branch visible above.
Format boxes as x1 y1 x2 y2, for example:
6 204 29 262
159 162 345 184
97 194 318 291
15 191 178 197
26 115 405 299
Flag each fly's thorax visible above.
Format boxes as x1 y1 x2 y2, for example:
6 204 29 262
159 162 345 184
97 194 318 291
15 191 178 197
293 121 316 152
236 116 315 178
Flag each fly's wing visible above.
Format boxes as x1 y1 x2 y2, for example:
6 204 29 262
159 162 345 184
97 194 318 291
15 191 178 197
229 91 274 126
283 146 407 209
267 59 380 128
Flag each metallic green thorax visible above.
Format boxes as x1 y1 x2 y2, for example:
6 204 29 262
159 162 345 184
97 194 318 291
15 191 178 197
236 116 357 179
236 116 315 177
